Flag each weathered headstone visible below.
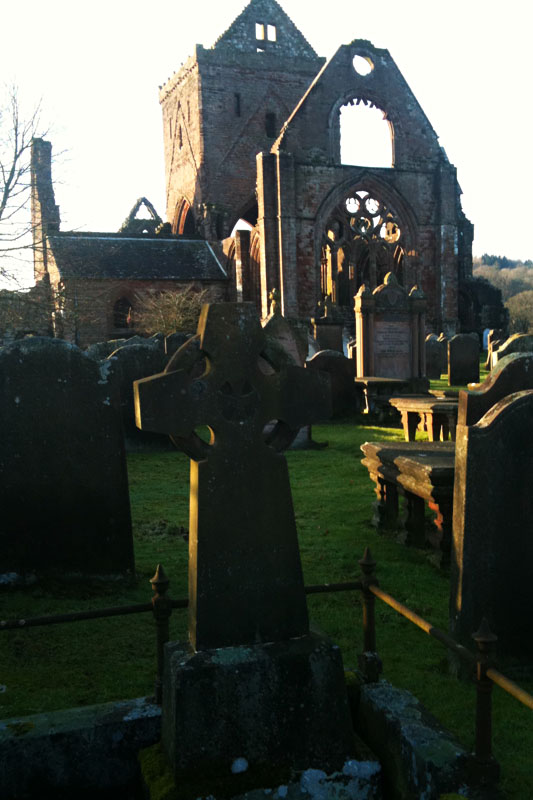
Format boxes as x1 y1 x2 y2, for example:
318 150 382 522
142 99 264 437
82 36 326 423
164 331 192 358
491 332 533 366
447 334 479 386
355 273 426 380
437 332 448 374
485 328 504 369
262 292 326 447
85 337 128 360
0 338 134 576
425 334 443 379
107 343 168 441
311 294 344 353
451 389 533 661
307 349 357 415
134 303 354 777
458 352 533 426
86 334 162 361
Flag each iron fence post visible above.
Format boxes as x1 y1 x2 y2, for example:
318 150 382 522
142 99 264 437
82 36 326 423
469 617 500 786
357 547 382 682
150 564 172 705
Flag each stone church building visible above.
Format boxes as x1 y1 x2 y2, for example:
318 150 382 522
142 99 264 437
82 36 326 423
30 0 504 346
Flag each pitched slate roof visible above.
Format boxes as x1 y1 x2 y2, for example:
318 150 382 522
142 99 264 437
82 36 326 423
47 233 227 281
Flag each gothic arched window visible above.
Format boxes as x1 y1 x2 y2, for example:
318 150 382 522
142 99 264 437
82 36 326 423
321 189 405 305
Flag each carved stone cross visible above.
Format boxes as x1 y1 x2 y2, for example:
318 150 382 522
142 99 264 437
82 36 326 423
134 303 330 651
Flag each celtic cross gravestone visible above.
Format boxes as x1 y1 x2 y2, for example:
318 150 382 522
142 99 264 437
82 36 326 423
134 303 357 778
134 302 330 651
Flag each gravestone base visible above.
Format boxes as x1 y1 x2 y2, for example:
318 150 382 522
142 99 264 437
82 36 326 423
162 632 355 778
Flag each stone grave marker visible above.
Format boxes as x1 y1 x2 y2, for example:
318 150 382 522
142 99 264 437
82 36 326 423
355 273 426 379
311 294 344 353
85 337 127 360
0 338 134 576
458 352 533 426
106 343 168 441
134 303 354 778
447 334 479 386
425 334 443 379
164 331 192 358
451 389 533 661
262 290 325 448
307 349 357 415
491 332 533 366
485 328 504 369
437 332 448 374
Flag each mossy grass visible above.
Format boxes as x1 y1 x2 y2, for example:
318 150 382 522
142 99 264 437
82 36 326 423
1 367 530 797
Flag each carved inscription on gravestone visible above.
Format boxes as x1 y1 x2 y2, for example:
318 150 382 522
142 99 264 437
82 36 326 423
374 320 411 356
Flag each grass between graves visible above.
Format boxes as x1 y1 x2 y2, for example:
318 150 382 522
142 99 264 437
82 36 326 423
1 394 532 797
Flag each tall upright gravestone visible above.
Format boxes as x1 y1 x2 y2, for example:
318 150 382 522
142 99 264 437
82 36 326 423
447 334 479 386
134 303 355 777
451 389 533 661
0 338 134 575
355 273 426 379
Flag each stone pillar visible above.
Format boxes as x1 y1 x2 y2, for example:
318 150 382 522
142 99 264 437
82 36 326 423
234 229 251 302
409 285 427 378
276 152 299 318
256 152 280 318
354 284 375 377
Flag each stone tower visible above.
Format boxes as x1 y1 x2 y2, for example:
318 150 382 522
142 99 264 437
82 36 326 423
159 0 323 240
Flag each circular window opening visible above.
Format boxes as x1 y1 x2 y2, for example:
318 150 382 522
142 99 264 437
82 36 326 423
353 54 374 76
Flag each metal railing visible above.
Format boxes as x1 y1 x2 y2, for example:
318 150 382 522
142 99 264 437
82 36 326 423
2 552 532 789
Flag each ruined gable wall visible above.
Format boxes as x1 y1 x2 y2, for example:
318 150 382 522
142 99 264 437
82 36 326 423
263 40 468 332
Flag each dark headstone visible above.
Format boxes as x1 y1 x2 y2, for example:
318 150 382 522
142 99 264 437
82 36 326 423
307 349 356 415
107 344 168 440
451 389 533 661
86 334 162 361
86 338 127 360
311 295 344 353
134 303 354 777
425 334 443 380
492 333 533 366
437 333 448 374
164 331 192 358
458 352 533 426
262 305 325 448
447 334 479 386
0 338 133 576
485 328 504 369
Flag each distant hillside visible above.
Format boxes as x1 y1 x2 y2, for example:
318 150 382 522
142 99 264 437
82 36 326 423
474 254 533 332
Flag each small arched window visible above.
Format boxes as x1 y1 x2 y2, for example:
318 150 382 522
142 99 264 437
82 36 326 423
113 297 133 329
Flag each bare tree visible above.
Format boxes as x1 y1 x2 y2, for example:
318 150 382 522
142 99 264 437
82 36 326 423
134 286 214 336
0 85 46 284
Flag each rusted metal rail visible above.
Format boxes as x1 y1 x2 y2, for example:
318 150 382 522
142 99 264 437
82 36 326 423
0 580 361 630
357 546 533 789
3 552 532 791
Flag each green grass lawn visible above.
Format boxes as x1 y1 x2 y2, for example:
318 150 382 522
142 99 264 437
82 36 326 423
1 395 531 797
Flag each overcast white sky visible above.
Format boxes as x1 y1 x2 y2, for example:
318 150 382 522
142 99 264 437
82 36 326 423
3 0 532 285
